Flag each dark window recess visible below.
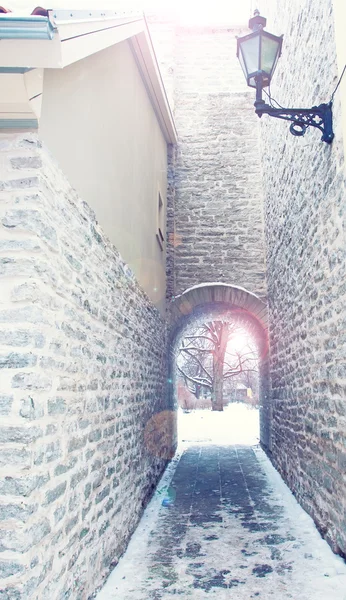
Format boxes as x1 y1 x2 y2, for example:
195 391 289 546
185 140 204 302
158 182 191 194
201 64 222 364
156 192 164 251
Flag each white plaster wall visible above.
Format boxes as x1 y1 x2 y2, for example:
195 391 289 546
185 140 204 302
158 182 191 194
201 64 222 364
39 40 168 314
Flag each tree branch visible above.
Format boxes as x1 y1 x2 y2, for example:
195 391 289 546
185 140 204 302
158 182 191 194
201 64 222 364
180 347 213 354
177 365 212 389
182 349 213 382
184 335 215 344
223 368 258 379
204 323 219 344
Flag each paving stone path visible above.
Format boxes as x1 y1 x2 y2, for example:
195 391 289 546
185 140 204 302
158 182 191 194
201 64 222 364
96 445 346 600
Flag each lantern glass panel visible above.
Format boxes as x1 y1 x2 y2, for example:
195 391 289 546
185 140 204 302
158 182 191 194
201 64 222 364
238 46 247 81
261 33 282 77
240 35 260 78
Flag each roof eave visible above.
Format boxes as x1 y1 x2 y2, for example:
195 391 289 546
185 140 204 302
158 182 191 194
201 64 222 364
130 23 177 144
0 10 177 143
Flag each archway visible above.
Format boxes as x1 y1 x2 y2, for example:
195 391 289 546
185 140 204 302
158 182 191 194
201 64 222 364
168 283 271 451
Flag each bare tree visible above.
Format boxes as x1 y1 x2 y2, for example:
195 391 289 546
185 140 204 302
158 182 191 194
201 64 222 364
177 320 258 411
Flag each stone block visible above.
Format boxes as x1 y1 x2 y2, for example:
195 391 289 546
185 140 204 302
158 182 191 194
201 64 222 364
2 209 58 250
0 329 44 348
68 435 87 453
0 426 43 444
1 518 51 553
0 352 37 369
44 482 67 505
48 397 67 415
0 448 31 469
54 457 78 476
65 515 79 535
71 468 88 489
0 305 47 324
54 505 66 525
46 441 62 463
0 560 25 579
95 485 110 505
0 474 48 497
0 396 13 416
0 502 37 523
11 370 52 391
10 157 42 170
19 397 44 420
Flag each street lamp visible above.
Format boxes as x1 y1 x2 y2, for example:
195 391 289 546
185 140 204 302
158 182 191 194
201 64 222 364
236 10 334 144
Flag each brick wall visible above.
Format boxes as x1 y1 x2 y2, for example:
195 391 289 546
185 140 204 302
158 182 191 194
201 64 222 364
149 19 267 301
261 0 346 555
0 134 173 598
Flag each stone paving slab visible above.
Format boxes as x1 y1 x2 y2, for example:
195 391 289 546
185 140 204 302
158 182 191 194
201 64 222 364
96 445 346 600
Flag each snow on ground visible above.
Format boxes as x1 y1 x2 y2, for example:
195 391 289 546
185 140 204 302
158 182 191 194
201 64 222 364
178 402 260 445
253 447 346 599
96 405 346 600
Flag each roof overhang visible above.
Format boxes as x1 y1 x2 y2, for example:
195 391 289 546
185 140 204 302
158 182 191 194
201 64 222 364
0 9 177 143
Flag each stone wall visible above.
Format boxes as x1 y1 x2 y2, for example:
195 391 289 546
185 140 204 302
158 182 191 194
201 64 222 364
261 0 346 555
149 19 267 301
0 134 172 598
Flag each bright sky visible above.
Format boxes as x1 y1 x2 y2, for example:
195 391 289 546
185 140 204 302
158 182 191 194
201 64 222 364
7 0 258 25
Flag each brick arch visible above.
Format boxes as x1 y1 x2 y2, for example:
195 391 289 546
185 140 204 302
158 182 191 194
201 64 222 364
169 282 268 346
168 283 271 451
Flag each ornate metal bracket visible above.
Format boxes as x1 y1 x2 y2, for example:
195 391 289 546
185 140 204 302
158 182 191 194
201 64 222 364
254 100 334 144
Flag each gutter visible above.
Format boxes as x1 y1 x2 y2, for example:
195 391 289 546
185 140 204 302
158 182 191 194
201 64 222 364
0 15 56 40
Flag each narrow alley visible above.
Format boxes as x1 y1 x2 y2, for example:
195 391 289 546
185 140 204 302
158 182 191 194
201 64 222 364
96 415 346 600
1 4 346 599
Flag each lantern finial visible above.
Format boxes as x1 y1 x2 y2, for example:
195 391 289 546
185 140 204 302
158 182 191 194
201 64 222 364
249 9 266 31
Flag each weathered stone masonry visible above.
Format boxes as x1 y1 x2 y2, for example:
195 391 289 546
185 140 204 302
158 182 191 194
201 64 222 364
261 0 346 556
149 17 271 453
0 134 171 599
149 19 267 301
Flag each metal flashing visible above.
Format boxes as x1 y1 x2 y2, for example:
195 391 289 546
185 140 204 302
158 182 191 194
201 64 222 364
50 9 141 23
0 67 33 73
0 118 38 128
0 15 55 39
130 29 177 144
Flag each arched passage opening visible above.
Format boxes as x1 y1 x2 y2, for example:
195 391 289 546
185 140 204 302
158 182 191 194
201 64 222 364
168 283 271 451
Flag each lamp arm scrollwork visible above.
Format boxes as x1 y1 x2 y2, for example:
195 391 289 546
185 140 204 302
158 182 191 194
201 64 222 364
254 101 334 144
